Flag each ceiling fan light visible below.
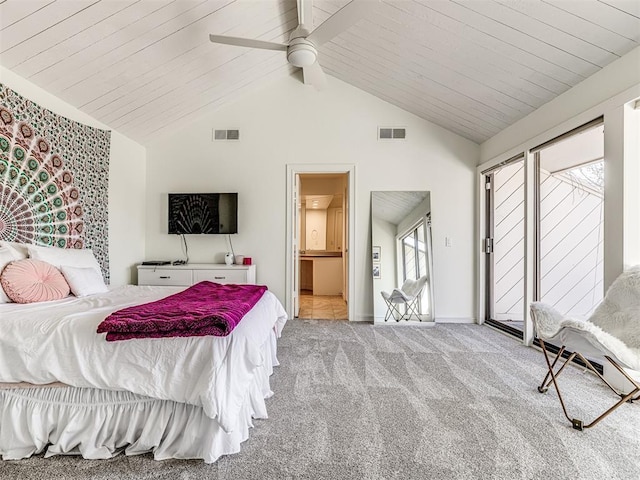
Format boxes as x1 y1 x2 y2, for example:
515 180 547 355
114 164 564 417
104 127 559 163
287 42 317 67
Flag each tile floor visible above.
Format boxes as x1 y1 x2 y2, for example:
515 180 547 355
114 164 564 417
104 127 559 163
298 290 348 320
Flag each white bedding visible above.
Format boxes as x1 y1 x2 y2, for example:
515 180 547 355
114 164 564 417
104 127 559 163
0 285 287 433
0 333 279 462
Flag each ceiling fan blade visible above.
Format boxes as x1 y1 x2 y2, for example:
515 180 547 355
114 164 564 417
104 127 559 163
303 61 327 91
209 34 287 51
297 0 313 30
307 0 379 46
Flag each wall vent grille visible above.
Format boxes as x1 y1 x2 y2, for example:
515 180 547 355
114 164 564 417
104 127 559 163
378 127 406 140
226 129 240 140
213 129 240 141
379 128 393 139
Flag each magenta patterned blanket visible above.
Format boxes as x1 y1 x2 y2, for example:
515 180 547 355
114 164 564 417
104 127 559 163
97 281 268 341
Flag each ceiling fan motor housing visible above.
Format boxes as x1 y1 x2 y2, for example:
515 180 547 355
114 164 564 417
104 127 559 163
287 38 317 67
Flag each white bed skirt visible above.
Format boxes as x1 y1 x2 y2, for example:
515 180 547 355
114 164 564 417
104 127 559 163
0 331 278 464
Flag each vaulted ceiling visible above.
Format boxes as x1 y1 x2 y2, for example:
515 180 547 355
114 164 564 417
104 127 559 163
372 190 429 225
1 0 638 145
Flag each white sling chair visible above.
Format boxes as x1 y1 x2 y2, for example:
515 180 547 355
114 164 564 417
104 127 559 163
381 275 428 322
529 266 640 430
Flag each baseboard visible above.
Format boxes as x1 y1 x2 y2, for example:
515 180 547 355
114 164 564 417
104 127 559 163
360 316 476 324
435 317 476 324
373 319 436 327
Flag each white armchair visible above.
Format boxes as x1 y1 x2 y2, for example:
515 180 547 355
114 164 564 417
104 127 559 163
381 275 428 322
530 266 640 430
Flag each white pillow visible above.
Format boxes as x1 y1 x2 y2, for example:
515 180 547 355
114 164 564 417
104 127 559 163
27 245 102 276
0 244 27 303
60 265 108 297
0 241 30 258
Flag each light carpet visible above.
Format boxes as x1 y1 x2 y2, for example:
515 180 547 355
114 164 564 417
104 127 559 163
1 320 638 479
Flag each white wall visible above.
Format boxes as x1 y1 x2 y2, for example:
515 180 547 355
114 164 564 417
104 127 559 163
623 104 640 268
145 75 479 321
0 67 147 286
372 216 398 321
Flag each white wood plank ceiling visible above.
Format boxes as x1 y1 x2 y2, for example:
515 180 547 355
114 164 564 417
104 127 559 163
0 0 638 145
372 190 429 225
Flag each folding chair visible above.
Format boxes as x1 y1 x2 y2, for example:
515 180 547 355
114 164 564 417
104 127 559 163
381 275 428 322
529 267 640 430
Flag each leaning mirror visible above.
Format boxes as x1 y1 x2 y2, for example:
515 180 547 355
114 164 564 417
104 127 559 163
371 191 434 324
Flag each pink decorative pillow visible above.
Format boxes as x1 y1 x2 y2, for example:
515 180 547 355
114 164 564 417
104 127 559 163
0 259 70 304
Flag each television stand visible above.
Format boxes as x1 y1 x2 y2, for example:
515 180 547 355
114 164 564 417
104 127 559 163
137 263 256 286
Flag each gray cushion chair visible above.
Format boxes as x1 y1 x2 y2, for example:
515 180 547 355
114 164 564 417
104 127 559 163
381 275 428 322
530 266 640 430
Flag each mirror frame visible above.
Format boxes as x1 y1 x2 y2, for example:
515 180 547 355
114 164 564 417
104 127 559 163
371 191 435 324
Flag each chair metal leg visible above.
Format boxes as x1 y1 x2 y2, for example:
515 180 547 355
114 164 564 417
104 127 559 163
538 340 575 425
574 354 639 429
383 299 422 322
383 299 403 322
537 340 640 430
537 345 569 393
404 298 422 321
383 299 393 322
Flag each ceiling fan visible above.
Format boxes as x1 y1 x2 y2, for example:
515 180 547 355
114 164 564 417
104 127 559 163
209 0 378 90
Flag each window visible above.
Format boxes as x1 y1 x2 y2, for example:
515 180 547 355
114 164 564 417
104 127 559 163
399 216 432 315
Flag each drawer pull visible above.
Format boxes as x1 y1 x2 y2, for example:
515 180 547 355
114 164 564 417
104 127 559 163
214 276 225 280
159 276 171 279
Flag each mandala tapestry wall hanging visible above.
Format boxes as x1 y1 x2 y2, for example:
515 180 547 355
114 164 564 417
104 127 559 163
0 83 111 282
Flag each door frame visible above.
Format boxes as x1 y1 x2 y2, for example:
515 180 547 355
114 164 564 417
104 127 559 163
285 164 356 321
478 153 533 343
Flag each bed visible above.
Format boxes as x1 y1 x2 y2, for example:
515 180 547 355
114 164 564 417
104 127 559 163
0 284 288 463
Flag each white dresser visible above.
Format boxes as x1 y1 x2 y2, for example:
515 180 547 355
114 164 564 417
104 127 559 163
137 263 256 286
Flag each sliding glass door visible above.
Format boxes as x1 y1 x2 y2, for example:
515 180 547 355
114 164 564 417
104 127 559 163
535 121 604 317
484 156 526 336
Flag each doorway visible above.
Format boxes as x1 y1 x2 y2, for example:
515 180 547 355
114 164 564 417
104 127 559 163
285 165 355 321
481 119 605 342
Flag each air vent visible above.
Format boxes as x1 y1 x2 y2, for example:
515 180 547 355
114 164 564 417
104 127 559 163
379 128 393 139
378 127 406 140
392 128 406 139
213 129 240 141
226 129 239 140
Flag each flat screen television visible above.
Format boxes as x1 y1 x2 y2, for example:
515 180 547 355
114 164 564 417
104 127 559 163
168 193 238 234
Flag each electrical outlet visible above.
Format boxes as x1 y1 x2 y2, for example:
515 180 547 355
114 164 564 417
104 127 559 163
445 237 452 247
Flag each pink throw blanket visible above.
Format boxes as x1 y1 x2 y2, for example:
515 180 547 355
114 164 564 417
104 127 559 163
97 281 267 341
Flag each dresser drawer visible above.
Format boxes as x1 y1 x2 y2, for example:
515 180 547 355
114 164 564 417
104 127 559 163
138 268 193 286
193 269 248 284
